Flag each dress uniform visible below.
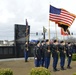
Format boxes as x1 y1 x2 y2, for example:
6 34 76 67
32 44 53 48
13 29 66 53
44 39 51 69
51 40 59 71
59 41 66 70
67 42 73 69
24 42 29 62
34 41 41 67
40 40 46 67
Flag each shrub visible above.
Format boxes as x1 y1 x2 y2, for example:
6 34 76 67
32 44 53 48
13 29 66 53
0 68 13 75
73 73 76 75
72 53 76 61
30 67 51 75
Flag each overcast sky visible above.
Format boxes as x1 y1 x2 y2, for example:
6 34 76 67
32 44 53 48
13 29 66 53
0 0 76 40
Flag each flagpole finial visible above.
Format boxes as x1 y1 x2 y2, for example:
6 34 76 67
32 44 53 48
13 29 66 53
26 19 28 26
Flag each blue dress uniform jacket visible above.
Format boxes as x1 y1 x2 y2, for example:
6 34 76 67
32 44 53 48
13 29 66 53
40 44 46 58
59 45 66 57
34 46 41 67
67 45 73 57
45 45 51 58
34 46 41 60
51 44 59 70
51 44 58 57
59 44 66 69
40 44 46 66
67 45 73 67
44 44 51 69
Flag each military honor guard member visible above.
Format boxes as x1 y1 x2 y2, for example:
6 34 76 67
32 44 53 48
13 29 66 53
44 39 51 69
40 40 46 67
34 41 41 67
51 40 59 71
67 42 73 69
59 41 66 70
24 42 29 62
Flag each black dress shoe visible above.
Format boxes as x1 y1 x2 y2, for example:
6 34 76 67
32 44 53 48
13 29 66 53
53 69 60 72
25 60 28 62
61 67 66 70
53 69 57 72
67 66 72 69
56 69 60 71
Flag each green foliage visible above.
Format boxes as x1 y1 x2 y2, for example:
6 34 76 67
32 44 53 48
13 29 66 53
0 68 13 75
73 73 76 75
72 53 76 61
30 67 51 75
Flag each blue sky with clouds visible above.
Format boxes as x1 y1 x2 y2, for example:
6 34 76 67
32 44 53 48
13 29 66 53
0 0 76 40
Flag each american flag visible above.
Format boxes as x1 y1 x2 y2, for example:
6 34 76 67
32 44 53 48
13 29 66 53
49 5 75 26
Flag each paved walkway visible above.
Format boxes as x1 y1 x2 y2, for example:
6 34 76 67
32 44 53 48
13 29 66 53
0 57 34 61
0 58 76 75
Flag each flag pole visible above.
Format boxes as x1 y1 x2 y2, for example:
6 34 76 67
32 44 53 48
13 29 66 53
48 4 51 42
55 23 58 40
48 20 50 41
48 5 51 52
48 20 51 51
